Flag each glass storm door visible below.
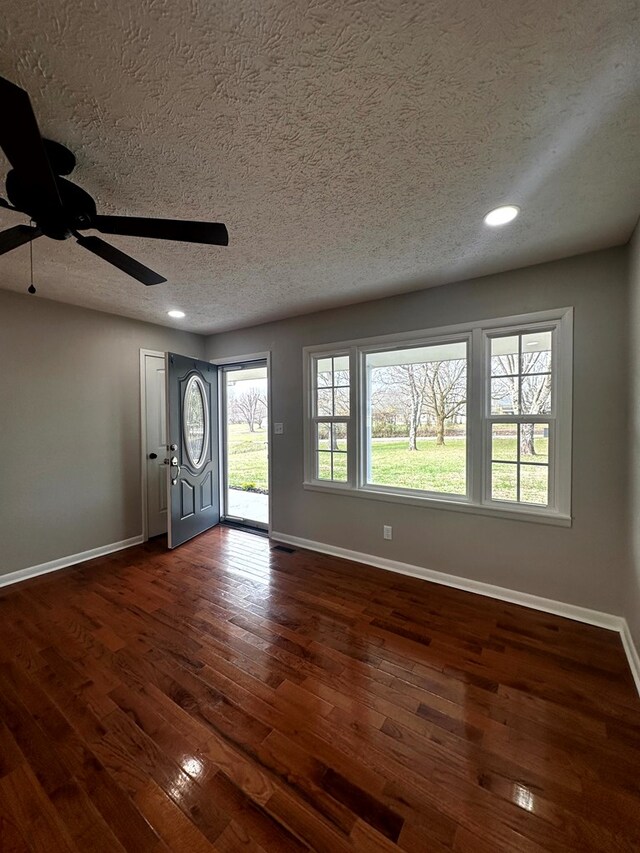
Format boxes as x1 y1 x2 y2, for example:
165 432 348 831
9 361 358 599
221 361 269 529
167 353 219 548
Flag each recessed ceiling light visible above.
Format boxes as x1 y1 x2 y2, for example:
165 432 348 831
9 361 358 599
484 205 520 227
526 340 539 346
167 310 185 319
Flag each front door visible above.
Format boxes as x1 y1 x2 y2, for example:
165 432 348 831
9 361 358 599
167 353 219 548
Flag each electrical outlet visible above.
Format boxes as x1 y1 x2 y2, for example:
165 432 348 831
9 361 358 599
274 423 284 434
383 525 392 540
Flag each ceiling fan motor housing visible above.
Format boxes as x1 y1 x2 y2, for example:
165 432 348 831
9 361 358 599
5 168 96 240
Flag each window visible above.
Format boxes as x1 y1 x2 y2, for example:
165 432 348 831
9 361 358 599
304 309 572 525
183 374 208 468
311 354 350 483
487 331 552 507
364 340 468 496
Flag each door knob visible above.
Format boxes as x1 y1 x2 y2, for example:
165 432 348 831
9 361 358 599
148 452 158 459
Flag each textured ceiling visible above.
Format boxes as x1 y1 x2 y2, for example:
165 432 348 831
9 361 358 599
0 0 639 334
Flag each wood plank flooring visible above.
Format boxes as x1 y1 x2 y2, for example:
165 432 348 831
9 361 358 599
0 525 639 852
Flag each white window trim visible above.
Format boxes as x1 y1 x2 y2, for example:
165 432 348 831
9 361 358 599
303 308 573 527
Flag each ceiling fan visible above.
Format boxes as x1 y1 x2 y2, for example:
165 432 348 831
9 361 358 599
0 75 228 285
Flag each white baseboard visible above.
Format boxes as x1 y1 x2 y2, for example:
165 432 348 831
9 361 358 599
271 530 640 697
620 620 640 697
0 535 144 590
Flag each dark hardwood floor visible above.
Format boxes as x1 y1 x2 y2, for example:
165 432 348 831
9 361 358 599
0 526 639 852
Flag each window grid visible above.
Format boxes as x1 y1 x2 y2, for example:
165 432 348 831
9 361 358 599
312 354 350 484
490 423 550 504
316 423 348 482
486 329 554 508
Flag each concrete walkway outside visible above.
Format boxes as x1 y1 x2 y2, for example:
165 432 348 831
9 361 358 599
227 488 269 524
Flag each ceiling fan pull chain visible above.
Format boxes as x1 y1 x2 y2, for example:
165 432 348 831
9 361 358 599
28 218 36 294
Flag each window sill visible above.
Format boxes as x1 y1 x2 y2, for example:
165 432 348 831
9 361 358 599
302 481 572 527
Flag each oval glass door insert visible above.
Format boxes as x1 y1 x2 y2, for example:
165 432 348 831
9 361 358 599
183 374 208 468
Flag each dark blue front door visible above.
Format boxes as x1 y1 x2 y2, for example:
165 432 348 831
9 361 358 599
167 353 219 548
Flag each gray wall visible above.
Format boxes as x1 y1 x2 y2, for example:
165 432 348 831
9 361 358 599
0 290 204 576
0 245 632 625
627 223 640 647
207 247 629 615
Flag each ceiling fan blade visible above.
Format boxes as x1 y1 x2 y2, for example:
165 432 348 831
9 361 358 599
76 235 166 286
93 215 229 246
0 77 65 216
0 224 42 256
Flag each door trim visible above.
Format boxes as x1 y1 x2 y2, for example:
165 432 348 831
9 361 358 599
140 348 166 542
210 351 272 535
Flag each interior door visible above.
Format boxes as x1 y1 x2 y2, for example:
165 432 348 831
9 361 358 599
167 353 219 548
144 353 168 537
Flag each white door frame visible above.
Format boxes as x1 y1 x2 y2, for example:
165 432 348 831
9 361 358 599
140 348 167 542
210 351 272 535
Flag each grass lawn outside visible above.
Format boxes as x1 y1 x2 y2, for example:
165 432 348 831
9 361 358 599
227 424 269 491
227 424 549 505
370 438 467 494
370 436 548 503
